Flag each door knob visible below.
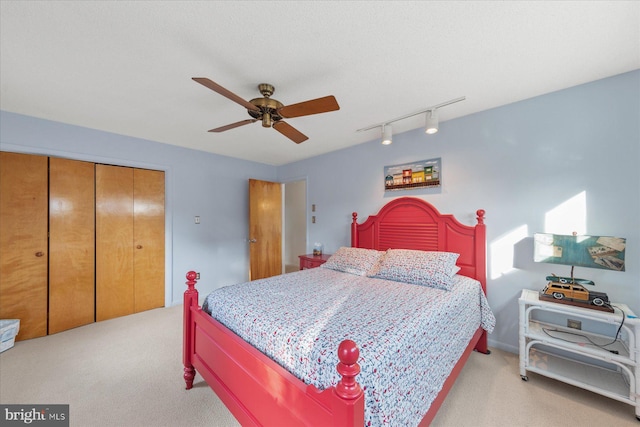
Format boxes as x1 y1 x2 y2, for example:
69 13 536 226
35 251 44 257
249 239 257 243
136 245 143 249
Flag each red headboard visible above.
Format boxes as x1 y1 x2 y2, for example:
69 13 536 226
351 197 486 293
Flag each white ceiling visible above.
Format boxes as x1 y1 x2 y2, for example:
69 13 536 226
1 1 638 166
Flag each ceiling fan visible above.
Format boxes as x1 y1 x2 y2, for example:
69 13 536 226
193 78 340 144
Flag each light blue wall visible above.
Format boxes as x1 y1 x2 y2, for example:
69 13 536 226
2 70 638 353
278 70 640 353
0 111 277 305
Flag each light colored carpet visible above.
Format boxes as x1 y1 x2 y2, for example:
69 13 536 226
1 305 636 426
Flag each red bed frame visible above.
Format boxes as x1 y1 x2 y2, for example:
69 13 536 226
183 197 488 426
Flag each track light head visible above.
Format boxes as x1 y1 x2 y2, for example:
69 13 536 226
381 124 393 145
425 110 438 134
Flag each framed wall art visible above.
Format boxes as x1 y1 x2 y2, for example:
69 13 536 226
384 157 441 192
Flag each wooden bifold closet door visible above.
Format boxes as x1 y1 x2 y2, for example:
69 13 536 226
0 152 49 340
96 164 165 321
0 154 95 339
96 165 134 320
133 168 165 312
49 157 96 334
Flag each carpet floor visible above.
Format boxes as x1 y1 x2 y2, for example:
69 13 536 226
1 305 636 426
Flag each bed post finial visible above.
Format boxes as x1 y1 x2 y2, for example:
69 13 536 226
351 212 359 247
335 340 362 400
186 270 197 292
476 209 485 225
184 271 198 390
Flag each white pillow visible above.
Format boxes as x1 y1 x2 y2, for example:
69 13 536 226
321 247 386 276
369 249 460 290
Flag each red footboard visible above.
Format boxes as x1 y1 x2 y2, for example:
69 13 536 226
183 271 364 426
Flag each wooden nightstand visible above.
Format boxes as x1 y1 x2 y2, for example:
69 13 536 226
298 253 332 270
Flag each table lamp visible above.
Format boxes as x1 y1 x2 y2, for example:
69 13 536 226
534 232 625 311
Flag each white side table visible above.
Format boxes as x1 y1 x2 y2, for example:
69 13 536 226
519 289 639 420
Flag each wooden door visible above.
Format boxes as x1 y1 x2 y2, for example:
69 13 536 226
133 168 165 312
0 152 48 340
49 157 95 334
96 164 134 321
249 179 282 281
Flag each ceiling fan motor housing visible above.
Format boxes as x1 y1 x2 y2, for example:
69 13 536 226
248 89 284 127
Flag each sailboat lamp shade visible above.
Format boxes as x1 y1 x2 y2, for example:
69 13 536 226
533 233 626 272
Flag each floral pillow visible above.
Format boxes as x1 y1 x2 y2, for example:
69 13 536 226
321 247 386 276
369 249 460 290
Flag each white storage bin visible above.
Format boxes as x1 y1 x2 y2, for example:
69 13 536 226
0 319 20 353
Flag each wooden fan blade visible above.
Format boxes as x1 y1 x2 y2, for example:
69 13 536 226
208 119 257 133
278 95 340 118
273 121 308 144
193 77 259 112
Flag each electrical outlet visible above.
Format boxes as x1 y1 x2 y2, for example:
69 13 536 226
567 319 581 330
196 272 200 280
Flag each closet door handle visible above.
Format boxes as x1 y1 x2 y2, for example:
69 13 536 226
136 245 143 249
35 251 44 257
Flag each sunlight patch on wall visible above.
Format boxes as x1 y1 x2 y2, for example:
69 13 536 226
490 224 529 280
544 191 586 235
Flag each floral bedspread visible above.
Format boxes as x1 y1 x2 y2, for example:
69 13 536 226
203 268 495 427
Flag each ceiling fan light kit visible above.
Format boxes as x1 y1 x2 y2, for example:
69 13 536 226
193 78 340 144
357 96 465 145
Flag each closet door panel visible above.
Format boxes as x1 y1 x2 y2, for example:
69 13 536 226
49 158 95 334
0 152 48 340
96 164 134 321
133 169 165 312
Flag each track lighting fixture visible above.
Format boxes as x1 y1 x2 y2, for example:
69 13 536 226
357 96 465 143
381 124 393 145
425 109 438 134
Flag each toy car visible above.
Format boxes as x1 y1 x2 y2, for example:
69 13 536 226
541 281 609 307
